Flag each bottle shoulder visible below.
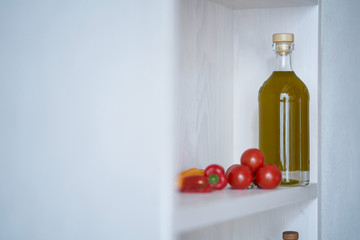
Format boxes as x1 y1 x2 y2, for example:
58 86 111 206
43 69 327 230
259 71 309 98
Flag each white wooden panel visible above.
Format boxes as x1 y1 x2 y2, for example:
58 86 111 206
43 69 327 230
233 6 319 185
0 1 175 240
176 0 234 171
177 1 318 240
210 0 317 9
320 0 360 239
181 199 317 240
175 184 317 233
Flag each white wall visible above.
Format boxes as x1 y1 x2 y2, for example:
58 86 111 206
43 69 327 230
176 0 234 172
233 7 319 185
320 0 360 239
0 1 175 239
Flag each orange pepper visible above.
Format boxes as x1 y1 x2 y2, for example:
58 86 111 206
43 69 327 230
177 168 205 189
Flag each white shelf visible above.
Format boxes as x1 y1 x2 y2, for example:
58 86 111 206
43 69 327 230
176 1 319 239
174 183 317 234
210 0 318 9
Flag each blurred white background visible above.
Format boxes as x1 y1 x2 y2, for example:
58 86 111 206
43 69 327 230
0 1 175 239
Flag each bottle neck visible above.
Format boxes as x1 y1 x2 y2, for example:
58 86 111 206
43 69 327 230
273 42 294 71
275 52 293 71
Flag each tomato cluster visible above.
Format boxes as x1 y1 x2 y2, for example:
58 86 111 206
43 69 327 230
227 148 282 190
178 148 282 193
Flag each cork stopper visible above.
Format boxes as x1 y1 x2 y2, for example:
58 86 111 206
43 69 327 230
283 231 299 240
273 33 294 43
273 33 294 56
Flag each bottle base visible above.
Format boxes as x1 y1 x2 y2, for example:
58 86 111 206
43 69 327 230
280 171 309 187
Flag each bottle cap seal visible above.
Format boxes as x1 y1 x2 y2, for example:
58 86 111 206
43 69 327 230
283 231 299 240
273 33 294 43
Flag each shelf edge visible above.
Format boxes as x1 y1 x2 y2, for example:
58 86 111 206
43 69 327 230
209 0 318 10
174 183 317 234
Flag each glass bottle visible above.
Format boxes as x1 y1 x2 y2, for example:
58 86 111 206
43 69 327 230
258 33 309 186
283 231 299 240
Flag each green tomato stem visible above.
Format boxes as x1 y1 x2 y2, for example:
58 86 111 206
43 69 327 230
208 174 219 185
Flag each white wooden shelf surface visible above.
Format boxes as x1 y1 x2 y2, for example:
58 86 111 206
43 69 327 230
210 0 318 9
174 183 317 234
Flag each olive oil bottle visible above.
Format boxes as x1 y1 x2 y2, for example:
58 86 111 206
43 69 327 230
259 33 309 186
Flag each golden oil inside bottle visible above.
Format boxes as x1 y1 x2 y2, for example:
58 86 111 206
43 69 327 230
259 70 310 186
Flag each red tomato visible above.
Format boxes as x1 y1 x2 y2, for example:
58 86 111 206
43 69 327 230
255 164 282 189
225 164 240 178
227 165 253 189
240 148 265 173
